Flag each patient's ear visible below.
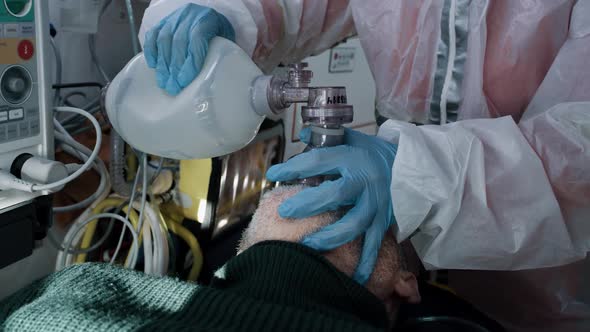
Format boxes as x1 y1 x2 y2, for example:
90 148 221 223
393 271 421 304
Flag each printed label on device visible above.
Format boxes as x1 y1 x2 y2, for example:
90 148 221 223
326 95 347 105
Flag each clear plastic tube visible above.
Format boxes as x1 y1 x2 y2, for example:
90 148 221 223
124 0 140 55
110 133 131 196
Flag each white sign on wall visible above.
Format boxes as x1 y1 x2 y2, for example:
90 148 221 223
329 47 356 73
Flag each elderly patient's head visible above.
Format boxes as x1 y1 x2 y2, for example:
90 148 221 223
238 185 420 319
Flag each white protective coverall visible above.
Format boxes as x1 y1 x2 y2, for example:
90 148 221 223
139 1 590 330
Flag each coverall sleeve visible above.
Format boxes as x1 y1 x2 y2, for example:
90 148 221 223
139 0 356 73
379 1 590 270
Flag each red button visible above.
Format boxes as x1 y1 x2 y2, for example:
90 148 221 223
18 40 34 60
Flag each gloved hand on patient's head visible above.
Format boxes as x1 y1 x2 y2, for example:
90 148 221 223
239 185 420 319
266 127 398 285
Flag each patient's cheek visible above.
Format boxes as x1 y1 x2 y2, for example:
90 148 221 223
322 243 360 278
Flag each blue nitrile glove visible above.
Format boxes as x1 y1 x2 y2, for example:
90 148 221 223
266 127 398 284
143 4 235 95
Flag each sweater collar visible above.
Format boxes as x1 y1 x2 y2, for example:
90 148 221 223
211 241 389 330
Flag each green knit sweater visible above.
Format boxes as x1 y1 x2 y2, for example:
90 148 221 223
0 241 389 331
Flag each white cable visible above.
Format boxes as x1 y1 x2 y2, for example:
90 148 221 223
0 107 101 193
88 35 111 83
141 220 153 274
139 205 156 275
133 202 168 276
29 107 102 191
51 106 108 268
54 118 88 163
159 221 170 275
55 146 105 211
60 213 139 270
154 205 169 276
53 132 109 212
109 155 157 273
440 0 457 125
54 119 97 166
60 95 100 124
57 190 166 275
86 0 113 83
109 158 142 264
124 157 169 275
153 205 170 276
81 96 101 112
49 37 63 106
56 169 113 270
56 208 92 270
143 202 170 276
131 155 149 269
55 189 112 271
62 91 87 107
109 154 148 266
